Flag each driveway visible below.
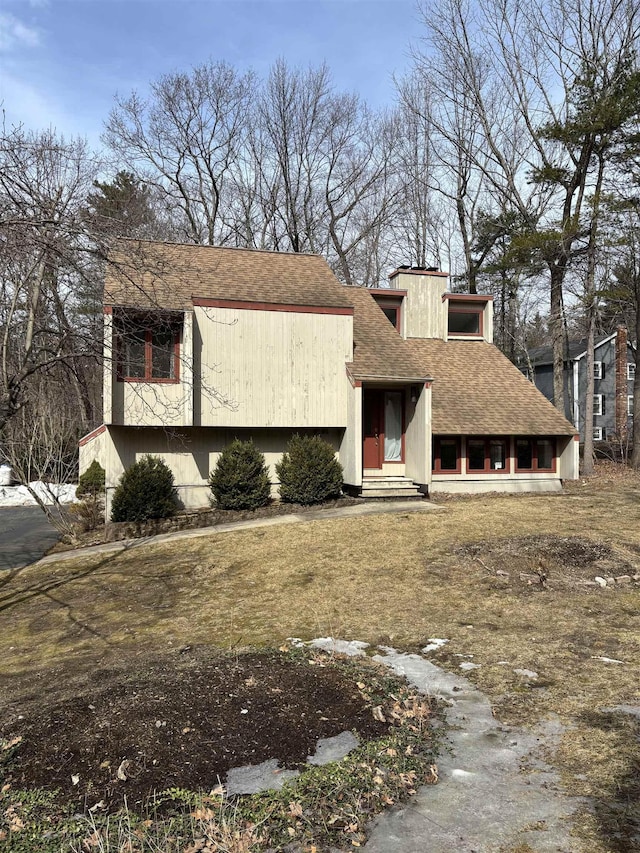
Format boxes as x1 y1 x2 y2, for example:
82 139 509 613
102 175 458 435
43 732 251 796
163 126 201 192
0 506 60 571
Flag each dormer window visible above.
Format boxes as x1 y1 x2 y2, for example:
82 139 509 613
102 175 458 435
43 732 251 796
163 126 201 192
448 307 482 336
115 311 181 383
370 288 405 333
444 293 489 339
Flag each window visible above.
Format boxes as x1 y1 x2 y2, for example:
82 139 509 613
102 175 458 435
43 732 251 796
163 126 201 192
117 315 181 382
382 305 400 330
448 307 482 336
593 427 604 441
515 438 556 472
628 396 634 417
465 437 509 473
432 437 461 473
593 361 603 380
628 363 636 381
593 394 604 416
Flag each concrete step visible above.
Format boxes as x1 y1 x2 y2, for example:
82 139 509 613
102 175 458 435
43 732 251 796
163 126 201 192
360 489 424 499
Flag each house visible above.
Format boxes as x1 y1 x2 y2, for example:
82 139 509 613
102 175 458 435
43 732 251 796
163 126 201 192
521 328 636 442
79 241 579 516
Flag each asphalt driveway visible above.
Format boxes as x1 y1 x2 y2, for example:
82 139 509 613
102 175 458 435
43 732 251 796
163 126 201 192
0 507 60 571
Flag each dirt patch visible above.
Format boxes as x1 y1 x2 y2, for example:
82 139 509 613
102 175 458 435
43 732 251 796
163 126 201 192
0 648 392 814
454 534 638 591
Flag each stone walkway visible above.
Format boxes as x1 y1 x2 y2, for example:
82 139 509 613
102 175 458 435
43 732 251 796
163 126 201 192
308 640 584 853
36 499 443 566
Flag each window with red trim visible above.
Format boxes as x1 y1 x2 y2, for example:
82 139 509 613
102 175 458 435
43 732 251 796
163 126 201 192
466 438 509 473
515 438 555 472
432 437 461 473
448 305 483 336
116 315 181 382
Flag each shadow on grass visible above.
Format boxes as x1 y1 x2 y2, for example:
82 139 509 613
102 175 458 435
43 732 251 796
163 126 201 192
580 709 640 852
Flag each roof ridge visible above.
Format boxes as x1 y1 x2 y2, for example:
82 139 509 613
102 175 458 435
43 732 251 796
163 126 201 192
115 237 324 260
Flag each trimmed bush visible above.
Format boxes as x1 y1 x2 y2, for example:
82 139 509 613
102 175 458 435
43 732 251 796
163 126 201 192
111 455 178 523
76 460 105 498
276 434 343 505
209 440 271 510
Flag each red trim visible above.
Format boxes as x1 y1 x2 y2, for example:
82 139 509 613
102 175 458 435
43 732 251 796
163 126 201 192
78 424 106 447
353 380 362 388
117 327 181 384
104 305 113 314
573 434 580 441
464 437 511 474
389 268 449 279
192 297 354 316
368 288 408 297
443 293 494 303
432 436 461 474
447 304 484 338
514 437 557 473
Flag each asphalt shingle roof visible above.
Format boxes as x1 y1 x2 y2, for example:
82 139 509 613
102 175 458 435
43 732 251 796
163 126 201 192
105 240 354 311
409 338 576 436
347 287 430 382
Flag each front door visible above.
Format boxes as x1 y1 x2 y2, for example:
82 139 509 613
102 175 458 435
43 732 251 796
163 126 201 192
363 390 384 469
363 390 404 469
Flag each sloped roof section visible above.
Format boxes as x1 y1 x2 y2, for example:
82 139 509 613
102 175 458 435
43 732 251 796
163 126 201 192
410 339 576 436
347 286 430 382
525 336 613 367
104 240 354 311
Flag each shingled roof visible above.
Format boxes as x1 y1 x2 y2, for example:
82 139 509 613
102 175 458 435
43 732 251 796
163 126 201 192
409 338 576 436
104 240 354 311
346 287 430 382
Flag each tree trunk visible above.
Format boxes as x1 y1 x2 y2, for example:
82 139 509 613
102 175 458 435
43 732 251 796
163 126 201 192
550 266 565 413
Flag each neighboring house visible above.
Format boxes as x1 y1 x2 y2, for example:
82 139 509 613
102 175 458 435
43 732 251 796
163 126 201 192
80 241 578 515
521 329 636 442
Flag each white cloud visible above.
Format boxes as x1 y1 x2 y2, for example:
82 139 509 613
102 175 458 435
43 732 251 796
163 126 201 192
0 12 40 52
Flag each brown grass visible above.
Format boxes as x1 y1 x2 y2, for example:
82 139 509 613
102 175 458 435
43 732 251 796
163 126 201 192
1 461 640 852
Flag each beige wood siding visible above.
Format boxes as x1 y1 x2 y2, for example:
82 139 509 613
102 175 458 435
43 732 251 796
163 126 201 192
391 272 447 340
195 306 352 427
340 381 362 486
102 425 345 515
112 381 190 427
558 435 579 480
405 384 431 484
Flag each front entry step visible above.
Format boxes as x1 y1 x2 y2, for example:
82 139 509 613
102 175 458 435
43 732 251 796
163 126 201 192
360 476 423 500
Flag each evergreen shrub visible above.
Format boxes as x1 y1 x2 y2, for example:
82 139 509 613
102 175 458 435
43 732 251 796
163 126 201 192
76 460 105 498
276 434 343 505
111 455 178 523
209 439 271 510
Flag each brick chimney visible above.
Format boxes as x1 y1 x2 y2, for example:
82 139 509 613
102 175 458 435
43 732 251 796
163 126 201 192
615 325 628 437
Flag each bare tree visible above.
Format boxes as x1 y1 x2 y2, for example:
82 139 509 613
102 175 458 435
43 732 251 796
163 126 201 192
412 0 640 413
104 61 255 245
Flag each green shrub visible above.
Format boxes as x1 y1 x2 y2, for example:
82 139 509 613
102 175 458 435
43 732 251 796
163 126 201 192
209 440 271 510
276 434 343 505
76 460 105 498
111 455 178 523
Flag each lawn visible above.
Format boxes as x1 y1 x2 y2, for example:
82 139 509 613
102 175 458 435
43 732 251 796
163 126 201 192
1 461 639 851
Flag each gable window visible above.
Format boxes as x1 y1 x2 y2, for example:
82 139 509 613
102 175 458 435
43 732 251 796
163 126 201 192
466 437 509 473
515 438 556 472
593 361 603 380
432 437 461 473
628 396 634 417
593 427 604 441
448 306 482 336
628 363 636 380
593 394 604 416
382 305 400 331
116 314 181 383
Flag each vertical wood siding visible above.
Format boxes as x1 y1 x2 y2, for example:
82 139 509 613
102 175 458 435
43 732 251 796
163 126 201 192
195 307 352 427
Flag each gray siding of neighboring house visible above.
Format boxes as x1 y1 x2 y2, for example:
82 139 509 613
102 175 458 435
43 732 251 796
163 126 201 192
576 339 616 440
524 337 635 441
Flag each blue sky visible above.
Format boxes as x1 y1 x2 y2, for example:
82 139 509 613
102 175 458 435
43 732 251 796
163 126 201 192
0 0 421 147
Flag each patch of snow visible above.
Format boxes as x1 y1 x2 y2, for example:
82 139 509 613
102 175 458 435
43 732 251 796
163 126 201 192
514 669 538 680
422 638 449 653
0 481 77 507
591 656 624 664
594 576 608 588
451 768 476 779
459 662 481 671
308 637 369 657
